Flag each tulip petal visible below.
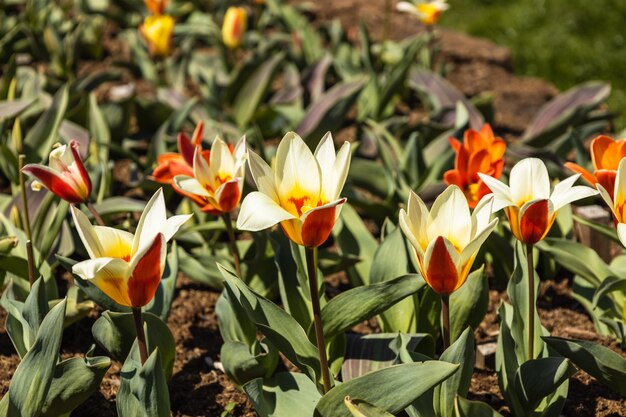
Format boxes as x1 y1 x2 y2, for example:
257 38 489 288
563 162 597 186
163 214 193 242
247 150 279 201
177 132 196 167
194 146 215 189
396 1 418 15
460 218 498 265
477 172 515 211
173 175 211 197
233 136 248 177
275 132 321 209
93 226 134 260
237 191 296 231
595 170 617 198
214 179 242 213
613 158 626 216
132 188 166 256
22 164 84 204
69 140 92 197
299 198 346 247
70 205 105 258
550 174 598 211
471 194 494 234
399 190 429 258
72 257 132 306
518 199 553 244
509 158 550 205
128 233 166 307
617 223 626 248
428 185 472 248
210 137 235 179
424 236 460 295
328 141 351 202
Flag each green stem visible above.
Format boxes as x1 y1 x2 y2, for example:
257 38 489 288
222 213 241 277
132 307 148 365
305 247 331 393
441 294 450 350
527 243 535 360
18 155 35 287
86 201 105 226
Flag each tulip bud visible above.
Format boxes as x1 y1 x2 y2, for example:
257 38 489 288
222 7 247 49
140 14 175 57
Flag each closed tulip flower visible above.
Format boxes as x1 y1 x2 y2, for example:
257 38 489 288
237 132 350 248
396 0 449 25
565 135 626 199
444 124 506 208
222 7 247 49
479 158 598 245
173 136 246 214
22 140 92 204
71 189 191 308
140 14 174 57
151 122 206 184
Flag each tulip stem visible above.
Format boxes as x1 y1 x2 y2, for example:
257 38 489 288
86 201 105 226
441 294 450 350
305 247 331 393
222 213 241 278
527 243 535 360
132 307 148 366
18 155 35 287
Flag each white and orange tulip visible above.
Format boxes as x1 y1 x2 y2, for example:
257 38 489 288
479 158 598 245
399 186 498 295
22 140 92 204
596 158 626 247
173 136 246 214
396 0 449 26
71 189 191 308
237 132 350 248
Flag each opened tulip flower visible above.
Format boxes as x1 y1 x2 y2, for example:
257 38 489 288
478 158 598 245
597 158 626 246
222 7 248 49
396 0 449 25
237 131 350 393
151 122 206 184
140 14 174 57
444 124 506 208
565 135 626 199
22 140 92 205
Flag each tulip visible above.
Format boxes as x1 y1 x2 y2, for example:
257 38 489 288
173 136 246 215
396 0 449 25
140 14 174 57
71 188 191 308
237 132 350 248
479 157 597 359
478 158 598 245
565 135 626 199
596 158 626 247
151 122 206 184
444 124 506 208
145 0 167 15
22 140 92 204
222 7 248 49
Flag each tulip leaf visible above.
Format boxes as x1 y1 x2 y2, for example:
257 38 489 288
40 350 111 417
319 273 424 340
0 98 35 119
92 311 176 379
243 372 321 417
24 85 69 160
592 276 626 308
513 357 575 412
92 197 147 216
219 264 324 388
178 247 225 290
449 267 488 342
434 328 476 417
453 396 504 417
344 396 395 417
315 361 459 417
117 349 170 417
216 289 257 346
8 299 67 417
543 336 626 396
220 339 279 386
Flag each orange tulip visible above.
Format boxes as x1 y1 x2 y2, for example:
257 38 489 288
565 135 626 199
443 124 506 208
151 122 207 184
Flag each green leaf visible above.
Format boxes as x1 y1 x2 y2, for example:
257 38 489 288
0 99 35 119
449 267 488 342
233 53 285 128
434 328 475 417
219 264 324 388
38 200 70 265
117 349 170 417
178 248 224 290
8 299 67 417
22 277 49 341
319 274 424 340
92 197 146 216
40 350 111 417
315 361 459 417
543 336 626 396
592 276 626 308
24 85 69 159
216 290 257 346
453 396 503 417
91 311 176 379
243 372 321 417
513 357 575 411
220 340 278 386
344 396 395 417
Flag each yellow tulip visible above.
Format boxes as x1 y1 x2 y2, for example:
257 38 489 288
222 7 248 49
140 14 175 57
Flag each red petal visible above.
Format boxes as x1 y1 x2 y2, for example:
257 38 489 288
191 121 204 146
127 234 164 307
519 200 550 244
448 137 462 153
596 170 617 199
301 200 344 247
564 162 597 186
70 140 92 198
22 164 84 203
216 180 242 213
177 132 196 167
425 236 459 295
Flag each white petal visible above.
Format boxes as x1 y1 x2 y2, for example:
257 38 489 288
596 183 615 216
617 223 626 248
471 194 494 235
314 132 336 175
163 214 193 242
396 1 419 15
48 144 72 171
93 226 134 259
326 141 351 202
72 257 130 281
173 175 211 197
210 137 235 178
428 185 472 248
509 158 550 205
132 188 166 256
193 146 214 188
614 158 626 213
247 150 278 201
275 132 321 205
71 205 104 259
233 136 248 178
477 173 514 211
550 175 598 211
399 190 429 258
460 218 498 265
236 191 296 231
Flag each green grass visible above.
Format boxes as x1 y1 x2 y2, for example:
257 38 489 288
439 0 626 129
